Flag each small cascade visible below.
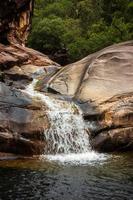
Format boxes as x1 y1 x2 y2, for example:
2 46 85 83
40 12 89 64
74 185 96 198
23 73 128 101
25 80 90 154
24 79 108 165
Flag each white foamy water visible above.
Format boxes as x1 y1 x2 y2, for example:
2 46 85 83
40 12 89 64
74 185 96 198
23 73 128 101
41 152 108 166
24 79 108 165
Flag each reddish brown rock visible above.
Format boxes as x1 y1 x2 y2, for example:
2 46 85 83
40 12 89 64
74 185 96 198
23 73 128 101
0 43 60 89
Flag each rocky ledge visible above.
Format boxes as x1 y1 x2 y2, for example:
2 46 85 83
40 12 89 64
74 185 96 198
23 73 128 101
0 41 133 155
37 41 133 152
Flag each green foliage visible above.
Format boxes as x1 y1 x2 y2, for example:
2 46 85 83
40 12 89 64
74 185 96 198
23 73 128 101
28 0 133 63
28 16 66 54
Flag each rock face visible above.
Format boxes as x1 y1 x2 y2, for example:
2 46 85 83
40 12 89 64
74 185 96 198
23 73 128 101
39 41 133 152
0 43 60 88
0 81 50 155
0 43 60 156
0 40 133 154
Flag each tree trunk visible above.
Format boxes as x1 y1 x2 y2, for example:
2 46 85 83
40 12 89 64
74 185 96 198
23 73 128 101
0 0 34 45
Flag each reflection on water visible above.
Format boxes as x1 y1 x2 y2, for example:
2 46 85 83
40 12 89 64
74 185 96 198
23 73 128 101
0 153 133 200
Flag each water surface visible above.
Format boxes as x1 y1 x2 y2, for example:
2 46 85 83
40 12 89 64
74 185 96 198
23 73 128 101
0 152 133 200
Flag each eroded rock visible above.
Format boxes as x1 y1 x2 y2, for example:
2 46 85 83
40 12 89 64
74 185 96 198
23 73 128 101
0 43 60 89
0 38 133 154
39 41 133 152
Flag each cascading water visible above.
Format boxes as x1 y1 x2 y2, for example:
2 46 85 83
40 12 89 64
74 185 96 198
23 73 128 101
25 79 90 153
24 79 108 165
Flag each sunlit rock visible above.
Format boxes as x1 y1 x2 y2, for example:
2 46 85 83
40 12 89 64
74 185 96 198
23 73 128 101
40 41 133 152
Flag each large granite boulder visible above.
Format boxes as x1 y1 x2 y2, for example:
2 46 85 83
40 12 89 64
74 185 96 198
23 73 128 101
38 41 133 152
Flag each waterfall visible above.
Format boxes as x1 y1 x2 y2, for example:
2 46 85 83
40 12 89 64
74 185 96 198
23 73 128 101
24 80 108 165
25 80 90 154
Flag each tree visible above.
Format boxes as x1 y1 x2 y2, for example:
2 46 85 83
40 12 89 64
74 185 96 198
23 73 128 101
0 0 34 45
